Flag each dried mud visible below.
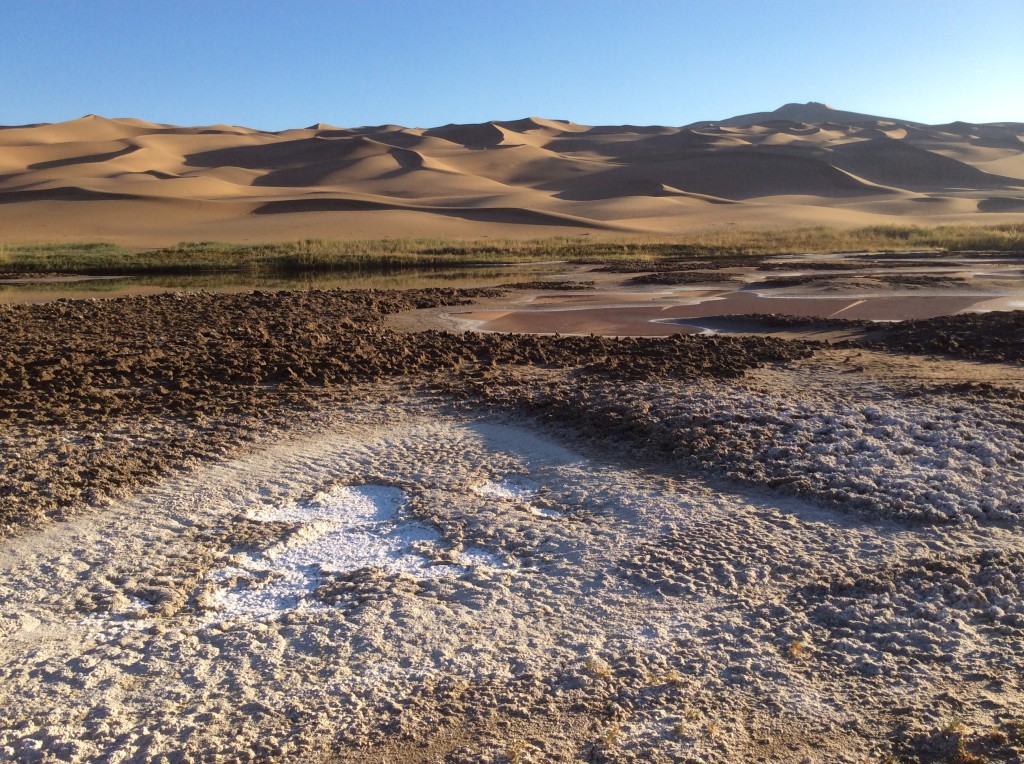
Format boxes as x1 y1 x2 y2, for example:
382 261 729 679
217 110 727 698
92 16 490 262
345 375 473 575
714 311 1024 365
754 274 970 290
0 289 806 533
2 286 1023 764
853 311 1024 364
627 272 742 286
592 257 774 274
499 281 596 291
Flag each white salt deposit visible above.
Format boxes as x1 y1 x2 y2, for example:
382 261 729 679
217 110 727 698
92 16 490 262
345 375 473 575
209 484 503 620
529 506 562 518
457 546 511 568
474 478 539 502
474 478 563 518
645 381 1024 522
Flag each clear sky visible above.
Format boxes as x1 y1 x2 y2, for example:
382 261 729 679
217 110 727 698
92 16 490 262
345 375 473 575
3 0 1022 130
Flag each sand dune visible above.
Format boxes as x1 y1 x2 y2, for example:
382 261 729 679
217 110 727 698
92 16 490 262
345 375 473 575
0 102 1022 244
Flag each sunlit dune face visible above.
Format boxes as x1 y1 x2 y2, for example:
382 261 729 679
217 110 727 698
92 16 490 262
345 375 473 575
1 108 1022 244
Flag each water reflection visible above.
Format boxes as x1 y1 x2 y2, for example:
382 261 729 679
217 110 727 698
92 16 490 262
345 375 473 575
0 264 565 304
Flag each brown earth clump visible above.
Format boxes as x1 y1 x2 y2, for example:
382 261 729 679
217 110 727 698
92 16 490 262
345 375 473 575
853 310 1024 363
591 255 773 274
756 274 968 289
0 288 810 534
499 280 596 290
702 311 1024 364
627 271 741 285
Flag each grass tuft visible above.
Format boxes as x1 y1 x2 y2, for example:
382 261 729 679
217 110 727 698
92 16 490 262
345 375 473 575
786 638 809 659
1 224 1021 276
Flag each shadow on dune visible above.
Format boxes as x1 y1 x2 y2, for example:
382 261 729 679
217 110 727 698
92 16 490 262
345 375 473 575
549 150 887 201
0 187 138 204
826 138 1024 191
250 197 615 228
27 145 138 171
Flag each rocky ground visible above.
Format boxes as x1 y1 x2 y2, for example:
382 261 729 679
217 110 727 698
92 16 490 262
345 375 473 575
1 286 1023 763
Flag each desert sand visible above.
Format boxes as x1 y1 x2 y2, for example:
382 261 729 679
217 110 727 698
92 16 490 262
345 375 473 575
1 102 1023 244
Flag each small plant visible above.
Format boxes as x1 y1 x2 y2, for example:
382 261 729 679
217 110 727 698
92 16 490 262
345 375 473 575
1002 719 1024 742
672 708 702 737
980 727 1008 745
505 740 528 764
952 745 986 764
656 669 684 687
936 719 986 764
786 638 809 659
941 718 966 737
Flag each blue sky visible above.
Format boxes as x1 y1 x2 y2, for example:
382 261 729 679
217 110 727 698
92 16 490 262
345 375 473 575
3 1 1022 130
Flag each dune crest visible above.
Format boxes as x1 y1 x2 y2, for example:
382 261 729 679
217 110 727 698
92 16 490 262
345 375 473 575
1 103 1022 243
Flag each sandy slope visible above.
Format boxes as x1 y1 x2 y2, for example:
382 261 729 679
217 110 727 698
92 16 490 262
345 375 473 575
1 103 1022 244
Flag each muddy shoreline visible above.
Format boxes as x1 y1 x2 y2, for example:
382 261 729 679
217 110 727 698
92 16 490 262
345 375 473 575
1 285 1021 535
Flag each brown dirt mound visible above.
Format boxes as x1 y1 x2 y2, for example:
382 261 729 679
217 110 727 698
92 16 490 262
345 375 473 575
499 280 595 290
627 271 741 285
0 289 810 534
755 274 969 289
853 310 1024 363
709 311 1024 364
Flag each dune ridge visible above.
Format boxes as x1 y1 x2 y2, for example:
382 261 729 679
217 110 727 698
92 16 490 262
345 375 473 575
1 103 1022 244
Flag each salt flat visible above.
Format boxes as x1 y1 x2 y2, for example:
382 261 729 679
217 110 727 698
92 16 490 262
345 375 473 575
1 358 1023 762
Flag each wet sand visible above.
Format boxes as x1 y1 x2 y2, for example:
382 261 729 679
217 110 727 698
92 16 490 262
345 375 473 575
456 294 990 334
446 253 1024 335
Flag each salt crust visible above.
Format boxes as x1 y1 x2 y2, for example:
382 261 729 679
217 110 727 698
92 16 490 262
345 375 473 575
475 478 565 517
474 478 539 502
209 484 505 619
647 381 1024 522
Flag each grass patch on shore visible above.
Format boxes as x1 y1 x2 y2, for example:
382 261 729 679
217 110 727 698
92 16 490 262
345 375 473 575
0 239 582 275
682 223 1024 257
1 224 1021 275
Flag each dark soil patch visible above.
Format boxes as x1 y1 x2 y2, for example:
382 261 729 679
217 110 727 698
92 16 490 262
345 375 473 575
0 289 810 534
697 313 873 332
852 311 1024 364
591 255 774 274
756 261 881 271
855 250 1024 261
706 311 1024 364
754 274 968 289
626 272 741 286
499 280 595 290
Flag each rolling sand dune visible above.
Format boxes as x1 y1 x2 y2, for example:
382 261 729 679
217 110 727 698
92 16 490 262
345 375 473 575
0 103 1022 244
